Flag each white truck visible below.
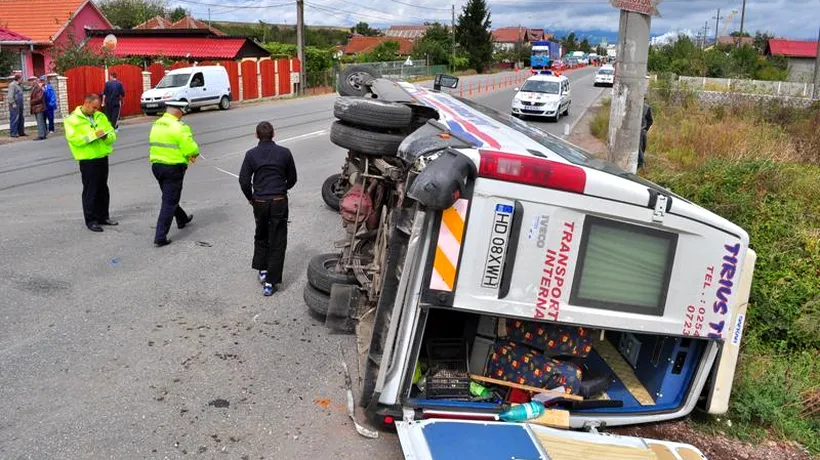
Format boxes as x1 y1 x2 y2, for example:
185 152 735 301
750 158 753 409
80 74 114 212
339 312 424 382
308 67 754 459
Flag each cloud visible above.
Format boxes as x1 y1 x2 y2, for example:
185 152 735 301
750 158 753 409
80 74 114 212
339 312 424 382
173 0 819 40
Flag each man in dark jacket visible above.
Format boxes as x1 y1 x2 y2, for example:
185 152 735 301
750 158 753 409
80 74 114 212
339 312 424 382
639 101 653 169
238 121 298 296
7 75 25 137
29 76 47 140
101 72 125 129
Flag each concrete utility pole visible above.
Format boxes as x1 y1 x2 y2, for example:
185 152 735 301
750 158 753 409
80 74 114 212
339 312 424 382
713 9 722 44
813 26 820 99
702 22 709 49
739 0 747 36
296 0 306 95
606 3 655 173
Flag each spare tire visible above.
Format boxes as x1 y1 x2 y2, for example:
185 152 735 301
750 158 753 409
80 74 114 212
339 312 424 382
303 283 330 316
330 121 405 157
307 253 358 294
334 97 412 129
338 65 380 97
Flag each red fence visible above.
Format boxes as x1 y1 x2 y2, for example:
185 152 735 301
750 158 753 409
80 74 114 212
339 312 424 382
241 60 258 100
276 59 291 96
260 59 275 97
147 63 165 87
108 64 143 117
64 66 106 111
221 60 240 101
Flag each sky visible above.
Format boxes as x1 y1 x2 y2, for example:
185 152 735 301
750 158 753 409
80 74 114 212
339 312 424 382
172 0 820 41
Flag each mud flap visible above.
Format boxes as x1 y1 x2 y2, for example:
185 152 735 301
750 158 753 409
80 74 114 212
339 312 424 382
325 284 360 334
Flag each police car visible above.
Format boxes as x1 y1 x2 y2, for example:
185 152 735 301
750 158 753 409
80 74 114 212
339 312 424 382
510 71 571 122
309 69 753 459
594 64 615 87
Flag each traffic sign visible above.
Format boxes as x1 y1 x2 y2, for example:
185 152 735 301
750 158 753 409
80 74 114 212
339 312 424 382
610 0 662 16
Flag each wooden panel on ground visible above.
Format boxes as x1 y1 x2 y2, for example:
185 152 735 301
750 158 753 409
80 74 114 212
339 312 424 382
594 338 656 405
535 430 658 460
108 64 143 117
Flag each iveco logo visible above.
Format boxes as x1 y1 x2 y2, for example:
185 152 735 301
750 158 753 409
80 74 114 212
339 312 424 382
536 215 550 248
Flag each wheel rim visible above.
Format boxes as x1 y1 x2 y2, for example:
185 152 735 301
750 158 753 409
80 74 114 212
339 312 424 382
346 71 370 92
331 178 347 198
221 97 229 109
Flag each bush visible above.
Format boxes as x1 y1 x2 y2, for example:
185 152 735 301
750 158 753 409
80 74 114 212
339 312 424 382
587 95 820 454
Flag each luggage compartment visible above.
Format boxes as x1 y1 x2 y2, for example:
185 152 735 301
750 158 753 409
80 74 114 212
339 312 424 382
403 308 709 417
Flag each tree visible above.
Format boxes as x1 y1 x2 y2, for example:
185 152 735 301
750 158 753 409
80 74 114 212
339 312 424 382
412 22 452 66
730 31 751 38
561 32 578 52
352 22 381 37
99 0 167 29
169 6 188 22
0 50 18 76
362 40 400 62
455 0 493 73
579 38 591 53
753 31 774 54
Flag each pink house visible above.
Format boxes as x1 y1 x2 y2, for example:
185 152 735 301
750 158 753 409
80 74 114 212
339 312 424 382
2 0 112 77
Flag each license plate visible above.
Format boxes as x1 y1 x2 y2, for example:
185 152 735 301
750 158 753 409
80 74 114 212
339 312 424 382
481 203 514 289
145 103 158 108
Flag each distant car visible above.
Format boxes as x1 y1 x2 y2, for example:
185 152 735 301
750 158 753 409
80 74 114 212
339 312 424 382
140 66 232 116
551 60 567 71
594 66 615 87
510 72 571 122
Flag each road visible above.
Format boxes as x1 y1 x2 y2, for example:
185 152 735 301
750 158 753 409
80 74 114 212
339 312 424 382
0 66 601 459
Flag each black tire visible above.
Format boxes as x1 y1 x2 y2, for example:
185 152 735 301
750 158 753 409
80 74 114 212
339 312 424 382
338 65 380 97
219 96 230 110
303 283 330 316
321 173 346 211
307 253 357 294
334 97 412 129
330 121 405 157
144 111 158 116
189 106 201 113
564 103 570 116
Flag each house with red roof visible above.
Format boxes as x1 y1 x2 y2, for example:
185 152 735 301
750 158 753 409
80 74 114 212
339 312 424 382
84 28 270 62
492 27 553 51
766 38 818 82
1 0 113 77
0 26 33 76
342 36 414 57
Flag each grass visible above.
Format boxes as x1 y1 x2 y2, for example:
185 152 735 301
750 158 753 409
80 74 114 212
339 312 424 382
589 95 820 454
589 98 611 141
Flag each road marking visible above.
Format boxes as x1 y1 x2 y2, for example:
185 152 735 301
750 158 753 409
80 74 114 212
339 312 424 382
200 129 328 178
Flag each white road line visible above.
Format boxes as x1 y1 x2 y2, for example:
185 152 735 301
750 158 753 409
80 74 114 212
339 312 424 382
200 128 328 178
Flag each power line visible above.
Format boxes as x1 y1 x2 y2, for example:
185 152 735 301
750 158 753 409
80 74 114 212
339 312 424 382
386 0 451 11
322 0 449 22
173 0 293 9
306 1 445 24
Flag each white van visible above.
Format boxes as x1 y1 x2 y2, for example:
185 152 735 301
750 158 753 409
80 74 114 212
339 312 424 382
308 70 754 458
511 72 571 122
140 66 232 115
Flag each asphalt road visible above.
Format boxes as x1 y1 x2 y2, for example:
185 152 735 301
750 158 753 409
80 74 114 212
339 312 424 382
0 66 601 459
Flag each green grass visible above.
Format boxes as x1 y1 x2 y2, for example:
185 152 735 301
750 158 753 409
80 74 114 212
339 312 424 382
589 98 611 142
588 98 820 454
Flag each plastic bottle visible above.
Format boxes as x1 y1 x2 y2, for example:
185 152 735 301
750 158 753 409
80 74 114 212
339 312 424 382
470 382 491 398
495 401 545 422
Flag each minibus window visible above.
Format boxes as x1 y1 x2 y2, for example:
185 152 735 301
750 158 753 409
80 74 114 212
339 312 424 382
570 216 678 316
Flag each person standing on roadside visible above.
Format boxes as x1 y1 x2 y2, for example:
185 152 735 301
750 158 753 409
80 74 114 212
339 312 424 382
148 101 198 247
101 72 125 129
42 76 58 133
7 75 25 137
238 121 297 296
639 101 653 169
64 93 118 232
29 76 47 140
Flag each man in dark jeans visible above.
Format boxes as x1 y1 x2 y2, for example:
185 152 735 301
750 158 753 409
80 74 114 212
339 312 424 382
639 101 653 169
101 72 125 129
239 122 298 296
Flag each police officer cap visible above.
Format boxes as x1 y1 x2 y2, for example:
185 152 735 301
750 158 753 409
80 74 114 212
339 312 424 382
165 100 189 108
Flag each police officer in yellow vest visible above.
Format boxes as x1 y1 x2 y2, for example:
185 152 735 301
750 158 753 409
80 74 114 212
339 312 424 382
149 100 199 246
64 93 118 233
